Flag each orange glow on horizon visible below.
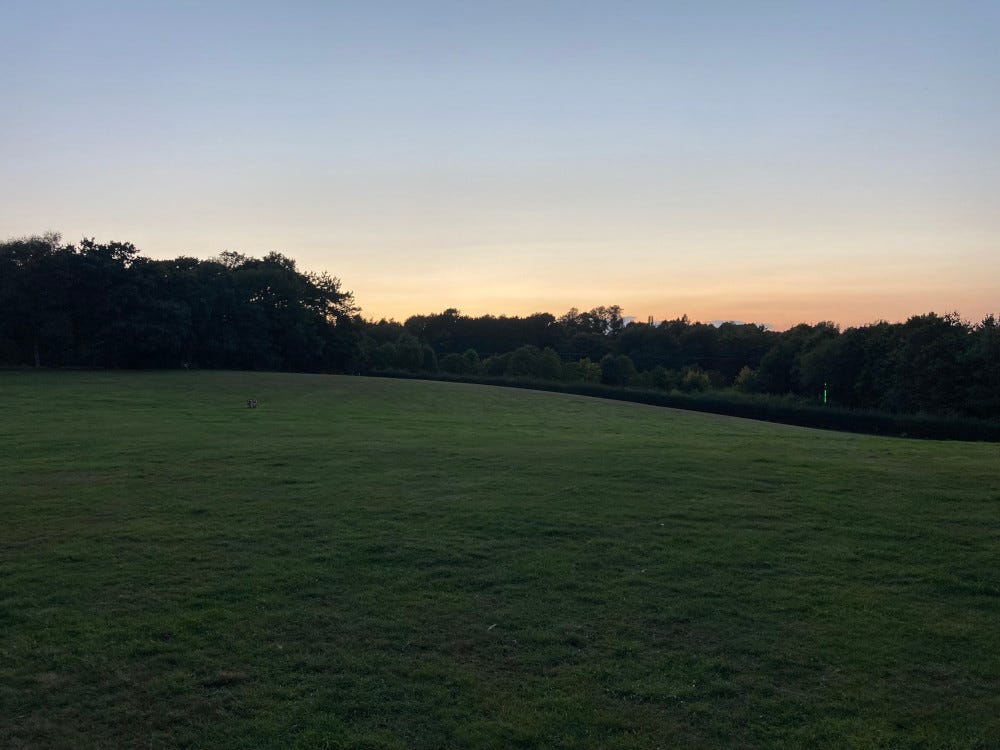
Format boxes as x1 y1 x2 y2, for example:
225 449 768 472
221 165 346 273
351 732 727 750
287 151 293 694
353 285 999 332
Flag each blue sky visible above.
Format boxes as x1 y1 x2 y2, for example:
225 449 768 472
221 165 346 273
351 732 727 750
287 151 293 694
2 0 998 327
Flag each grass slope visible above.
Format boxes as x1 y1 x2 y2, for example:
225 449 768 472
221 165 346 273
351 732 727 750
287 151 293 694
1 371 998 749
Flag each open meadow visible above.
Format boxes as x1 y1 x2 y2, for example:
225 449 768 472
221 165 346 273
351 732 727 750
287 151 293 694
2 371 998 749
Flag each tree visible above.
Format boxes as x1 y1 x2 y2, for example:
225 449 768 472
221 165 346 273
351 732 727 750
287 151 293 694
564 358 601 383
964 316 1000 418
600 354 636 386
840 322 900 411
462 348 482 375
559 305 624 336
678 323 720 372
393 333 424 371
506 345 543 378
482 353 510 376
566 332 611 362
715 322 775 381
650 365 678 391
679 367 711 392
0 233 69 366
893 313 969 415
439 351 481 375
422 346 439 373
619 322 681 372
755 322 839 395
733 365 759 393
0 235 361 372
538 348 563 380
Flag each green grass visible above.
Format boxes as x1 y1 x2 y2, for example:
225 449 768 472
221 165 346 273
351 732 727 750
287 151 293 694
1 370 998 749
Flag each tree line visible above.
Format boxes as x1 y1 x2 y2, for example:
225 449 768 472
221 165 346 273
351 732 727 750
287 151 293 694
0 234 358 372
360 307 999 419
3 235 997 420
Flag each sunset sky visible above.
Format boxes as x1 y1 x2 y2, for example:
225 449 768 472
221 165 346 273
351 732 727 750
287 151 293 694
2 1 998 329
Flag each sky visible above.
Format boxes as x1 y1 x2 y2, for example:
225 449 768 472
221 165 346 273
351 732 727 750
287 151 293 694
2 0 998 330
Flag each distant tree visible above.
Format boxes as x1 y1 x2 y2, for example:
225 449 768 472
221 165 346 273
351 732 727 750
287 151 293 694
798 335 865 405
0 233 68 366
715 322 775 381
649 365 679 391
422 345 439 373
679 367 712 392
893 313 969 415
600 354 636 386
538 347 563 380
393 333 424 371
566 331 612 362
678 322 720 372
839 322 901 411
564 357 601 383
372 342 397 370
619 322 681 371
215 250 249 269
462 348 482 375
403 309 556 356
439 353 465 374
506 345 543 378
755 322 839 395
405 308 461 352
733 365 759 393
964 315 1000 418
367 318 406 344
559 305 624 336
482 353 510 376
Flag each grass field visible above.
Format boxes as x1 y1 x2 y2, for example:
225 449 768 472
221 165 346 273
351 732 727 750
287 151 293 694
2 371 998 749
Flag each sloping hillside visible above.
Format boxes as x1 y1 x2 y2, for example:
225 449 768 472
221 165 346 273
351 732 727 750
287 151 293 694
2 371 998 749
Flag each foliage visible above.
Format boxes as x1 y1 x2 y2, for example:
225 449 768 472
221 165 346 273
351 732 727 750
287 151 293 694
505 345 544 378
563 357 602 384
365 307 1000 420
733 365 758 392
538 347 563 380
403 308 558 356
4 233 998 420
439 351 477 375
599 353 637 386
0 235 358 372
679 366 712 392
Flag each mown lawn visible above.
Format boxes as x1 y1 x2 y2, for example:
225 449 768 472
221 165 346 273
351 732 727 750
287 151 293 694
1 371 998 749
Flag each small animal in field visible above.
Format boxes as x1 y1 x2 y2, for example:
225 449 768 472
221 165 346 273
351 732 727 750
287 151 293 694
247 399 258 409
